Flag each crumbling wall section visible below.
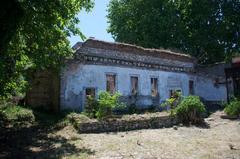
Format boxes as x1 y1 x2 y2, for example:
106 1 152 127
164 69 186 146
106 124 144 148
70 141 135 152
60 64 192 111
26 70 60 112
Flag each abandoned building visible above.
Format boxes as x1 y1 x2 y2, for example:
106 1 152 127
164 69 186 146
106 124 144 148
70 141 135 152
225 57 240 100
60 39 230 111
26 38 239 112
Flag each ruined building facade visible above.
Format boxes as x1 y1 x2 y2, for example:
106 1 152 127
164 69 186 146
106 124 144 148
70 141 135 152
59 39 227 111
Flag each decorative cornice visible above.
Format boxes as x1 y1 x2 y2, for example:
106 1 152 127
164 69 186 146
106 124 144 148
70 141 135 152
76 54 195 73
82 39 197 63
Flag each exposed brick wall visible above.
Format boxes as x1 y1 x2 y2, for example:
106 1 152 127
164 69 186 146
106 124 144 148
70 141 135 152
26 70 60 112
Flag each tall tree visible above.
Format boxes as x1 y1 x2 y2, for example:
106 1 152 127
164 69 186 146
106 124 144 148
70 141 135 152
0 0 93 97
107 0 240 64
0 0 23 53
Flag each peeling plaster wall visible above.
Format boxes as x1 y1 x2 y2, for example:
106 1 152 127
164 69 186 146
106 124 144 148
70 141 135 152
60 64 227 111
195 76 227 102
60 64 193 111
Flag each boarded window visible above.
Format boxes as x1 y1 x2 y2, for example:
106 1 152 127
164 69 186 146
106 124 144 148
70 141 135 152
189 80 194 95
151 78 158 97
131 76 138 95
106 74 116 94
86 88 96 98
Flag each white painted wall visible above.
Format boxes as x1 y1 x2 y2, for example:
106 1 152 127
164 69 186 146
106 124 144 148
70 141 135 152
195 76 227 101
61 64 191 110
60 64 227 111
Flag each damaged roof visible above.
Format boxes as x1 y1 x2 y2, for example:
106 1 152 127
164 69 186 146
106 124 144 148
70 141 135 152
79 38 197 63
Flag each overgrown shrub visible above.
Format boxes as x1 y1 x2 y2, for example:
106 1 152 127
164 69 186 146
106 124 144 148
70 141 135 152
83 91 126 119
0 105 35 123
66 112 92 128
160 91 182 115
224 98 240 117
84 96 99 118
176 96 206 124
128 104 138 114
161 91 182 109
96 91 126 119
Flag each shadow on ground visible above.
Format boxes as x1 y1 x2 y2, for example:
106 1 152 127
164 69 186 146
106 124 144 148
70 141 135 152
0 109 95 159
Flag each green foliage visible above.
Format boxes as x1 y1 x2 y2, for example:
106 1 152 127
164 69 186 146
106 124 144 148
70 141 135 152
0 0 94 97
128 104 138 114
0 0 24 54
83 91 126 119
175 96 206 124
84 96 99 118
107 0 240 64
161 91 182 110
0 102 86 128
96 91 126 119
224 98 240 117
67 112 91 128
0 105 35 123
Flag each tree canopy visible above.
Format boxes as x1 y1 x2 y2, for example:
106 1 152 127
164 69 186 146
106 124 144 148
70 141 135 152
107 0 240 64
0 0 93 97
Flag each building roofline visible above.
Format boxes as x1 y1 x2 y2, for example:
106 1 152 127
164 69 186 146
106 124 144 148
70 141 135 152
78 38 197 63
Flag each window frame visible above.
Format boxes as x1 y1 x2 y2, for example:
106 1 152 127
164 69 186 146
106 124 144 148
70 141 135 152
105 72 117 94
189 80 194 95
169 88 182 98
130 75 139 96
83 87 97 109
150 76 159 97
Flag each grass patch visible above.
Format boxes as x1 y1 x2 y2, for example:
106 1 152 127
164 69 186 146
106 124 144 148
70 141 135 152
0 105 35 125
224 98 240 117
0 104 81 129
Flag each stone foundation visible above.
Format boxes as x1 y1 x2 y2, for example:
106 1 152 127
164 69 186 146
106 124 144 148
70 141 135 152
73 112 178 133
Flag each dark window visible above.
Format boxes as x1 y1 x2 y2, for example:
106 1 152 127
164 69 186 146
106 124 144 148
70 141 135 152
169 89 182 98
131 76 138 95
106 74 116 94
176 89 182 94
189 80 194 95
169 90 174 98
151 78 158 97
86 88 96 98
233 78 240 97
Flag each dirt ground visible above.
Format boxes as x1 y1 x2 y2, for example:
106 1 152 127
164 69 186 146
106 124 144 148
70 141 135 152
1 111 240 159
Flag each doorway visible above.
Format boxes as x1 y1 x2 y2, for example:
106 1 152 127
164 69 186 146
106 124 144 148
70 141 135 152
85 88 96 98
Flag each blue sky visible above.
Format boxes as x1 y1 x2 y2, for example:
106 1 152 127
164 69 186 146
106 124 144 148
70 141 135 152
68 0 114 46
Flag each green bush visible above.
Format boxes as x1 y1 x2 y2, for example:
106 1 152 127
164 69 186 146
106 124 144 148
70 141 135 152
83 91 126 119
84 96 99 118
224 99 240 117
96 91 125 119
176 96 206 124
66 112 92 128
128 104 138 114
0 105 35 123
161 91 182 109
160 91 182 115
